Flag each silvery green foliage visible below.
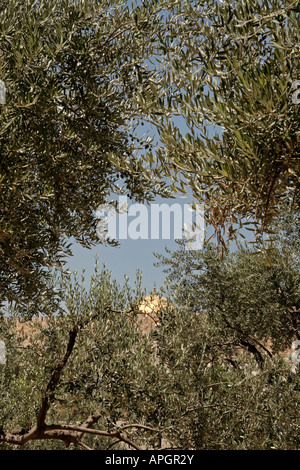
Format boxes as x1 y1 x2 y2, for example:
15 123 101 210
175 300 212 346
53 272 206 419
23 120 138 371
156 209 300 356
0 0 171 315
155 0 300 245
1 258 300 450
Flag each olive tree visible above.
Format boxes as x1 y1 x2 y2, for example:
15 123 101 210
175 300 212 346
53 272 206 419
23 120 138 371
0 0 171 315
155 0 300 245
1 259 299 450
155 216 300 367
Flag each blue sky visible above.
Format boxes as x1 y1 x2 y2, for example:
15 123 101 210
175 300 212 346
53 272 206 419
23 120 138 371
65 192 202 293
64 186 253 294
